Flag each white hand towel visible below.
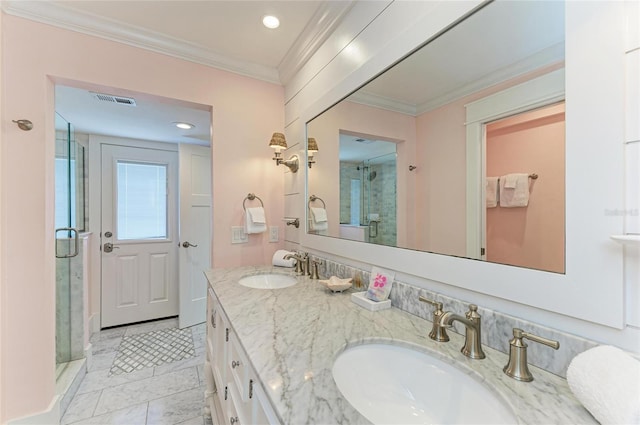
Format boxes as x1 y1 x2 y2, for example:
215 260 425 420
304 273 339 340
244 207 267 234
566 345 640 425
310 207 328 231
486 177 499 208
272 249 295 267
499 173 530 207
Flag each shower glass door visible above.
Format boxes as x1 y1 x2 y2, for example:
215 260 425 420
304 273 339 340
359 153 397 247
55 112 84 374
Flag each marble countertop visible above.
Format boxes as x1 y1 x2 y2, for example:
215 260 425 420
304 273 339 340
205 266 595 424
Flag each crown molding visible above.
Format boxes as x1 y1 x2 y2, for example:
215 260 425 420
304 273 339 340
1 0 281 84
347 91 417 116
277 1 356 86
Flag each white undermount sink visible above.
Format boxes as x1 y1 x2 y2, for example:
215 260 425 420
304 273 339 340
238 273 298 289
332 343 518 425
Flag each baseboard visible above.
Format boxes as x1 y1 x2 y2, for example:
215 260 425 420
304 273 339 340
89 313 100 336
8 395 60 425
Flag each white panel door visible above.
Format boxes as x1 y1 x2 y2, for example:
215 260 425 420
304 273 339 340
101 144 179 328
178 144 212 329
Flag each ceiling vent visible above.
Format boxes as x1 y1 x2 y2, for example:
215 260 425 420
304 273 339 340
91 92 137 107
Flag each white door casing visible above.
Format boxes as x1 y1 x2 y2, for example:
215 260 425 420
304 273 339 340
178 144 212 328
101 144 179 328
465 68 565 259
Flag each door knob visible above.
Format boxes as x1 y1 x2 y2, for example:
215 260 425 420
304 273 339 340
182 241 198 248
103 242 119 253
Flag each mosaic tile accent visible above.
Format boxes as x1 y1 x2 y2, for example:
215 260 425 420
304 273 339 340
109 327 195 376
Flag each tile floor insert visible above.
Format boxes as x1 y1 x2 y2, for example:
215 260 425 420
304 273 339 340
109 327 196 376
63 319 209 425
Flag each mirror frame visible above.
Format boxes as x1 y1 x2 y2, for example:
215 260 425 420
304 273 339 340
299 0 624 328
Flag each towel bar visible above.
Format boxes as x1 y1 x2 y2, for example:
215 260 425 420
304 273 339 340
243 193 264 211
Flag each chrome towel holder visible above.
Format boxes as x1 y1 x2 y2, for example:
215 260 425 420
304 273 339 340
243 193 264 211
308 194 326 209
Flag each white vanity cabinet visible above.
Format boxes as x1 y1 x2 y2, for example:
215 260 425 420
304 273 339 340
206 287 280 425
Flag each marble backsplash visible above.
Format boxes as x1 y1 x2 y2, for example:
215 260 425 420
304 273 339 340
317 255 599 378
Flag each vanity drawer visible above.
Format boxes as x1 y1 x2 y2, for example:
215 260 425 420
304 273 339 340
227 331 251 402
227 380 251 425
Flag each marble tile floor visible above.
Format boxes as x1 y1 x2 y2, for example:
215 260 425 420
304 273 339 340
62 318 212 425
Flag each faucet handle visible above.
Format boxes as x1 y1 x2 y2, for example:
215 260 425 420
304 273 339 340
418 296 450 342
516 328 560 350
503 328 560 382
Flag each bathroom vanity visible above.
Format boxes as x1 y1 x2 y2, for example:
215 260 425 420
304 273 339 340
204 266 596 424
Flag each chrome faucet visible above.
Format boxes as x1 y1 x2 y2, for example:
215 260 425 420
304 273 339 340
438 304 485 359
283 252 309 276
503 328 559 382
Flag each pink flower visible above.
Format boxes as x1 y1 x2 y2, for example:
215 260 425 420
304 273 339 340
373 274 387 288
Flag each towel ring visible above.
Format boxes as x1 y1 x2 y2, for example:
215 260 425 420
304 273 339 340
308 195 326 209
243 193 264 211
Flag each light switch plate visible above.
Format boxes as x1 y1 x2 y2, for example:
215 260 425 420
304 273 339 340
269 226 279 242
231 226 248 244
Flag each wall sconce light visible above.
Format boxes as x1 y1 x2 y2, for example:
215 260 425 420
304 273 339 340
307 137 319 168
269 132 299 173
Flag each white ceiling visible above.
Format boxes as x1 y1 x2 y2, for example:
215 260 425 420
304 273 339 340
3 0 353 145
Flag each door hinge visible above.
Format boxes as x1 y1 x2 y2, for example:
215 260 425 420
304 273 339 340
225 328 230 342
481 247 485 256
224 386 228 401
249 379 254 399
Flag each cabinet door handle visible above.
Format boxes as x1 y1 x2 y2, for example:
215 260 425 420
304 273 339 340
230 416 239 425
231 360 241 368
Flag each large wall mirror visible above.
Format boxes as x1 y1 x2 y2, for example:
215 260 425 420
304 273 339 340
306 0 565 273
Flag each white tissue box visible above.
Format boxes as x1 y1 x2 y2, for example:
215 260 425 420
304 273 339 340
351 291 391 311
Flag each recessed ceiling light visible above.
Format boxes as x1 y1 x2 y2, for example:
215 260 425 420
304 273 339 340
174 122 195 130
262 15 280 29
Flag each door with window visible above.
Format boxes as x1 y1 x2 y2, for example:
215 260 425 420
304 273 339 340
101 144 179 328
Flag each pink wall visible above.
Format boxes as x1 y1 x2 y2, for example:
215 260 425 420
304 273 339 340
306 101 416 248
414 64 564 257
1 15 284 422
486 103 565 273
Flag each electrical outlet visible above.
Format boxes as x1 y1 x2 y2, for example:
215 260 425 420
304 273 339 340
231 226 248 244
269 226 279 242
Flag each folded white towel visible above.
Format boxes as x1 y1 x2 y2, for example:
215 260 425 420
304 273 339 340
310 207 328 231
310 207 327 223
566 345 640 425
246 207 266 224
499 173 530 207
272 249 295 267
244 207 267 234
486 177 499 208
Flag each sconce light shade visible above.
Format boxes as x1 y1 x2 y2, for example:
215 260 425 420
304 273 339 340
307 137 318 152
269 132 298 173
269 132 287 150
307 137 319 168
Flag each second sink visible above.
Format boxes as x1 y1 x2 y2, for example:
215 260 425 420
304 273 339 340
332 343 518 424
238 273 297 289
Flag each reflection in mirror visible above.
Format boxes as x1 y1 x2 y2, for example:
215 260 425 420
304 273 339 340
338 133 397 246
306 0 566 273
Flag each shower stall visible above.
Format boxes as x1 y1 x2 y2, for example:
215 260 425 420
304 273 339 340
358 153 397 246
55 112 86 378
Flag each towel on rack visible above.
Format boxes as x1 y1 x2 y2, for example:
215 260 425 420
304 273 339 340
309 207 328 231
499 173 530 207
486 177 499 208
244 207 267 234
566 345 640 425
